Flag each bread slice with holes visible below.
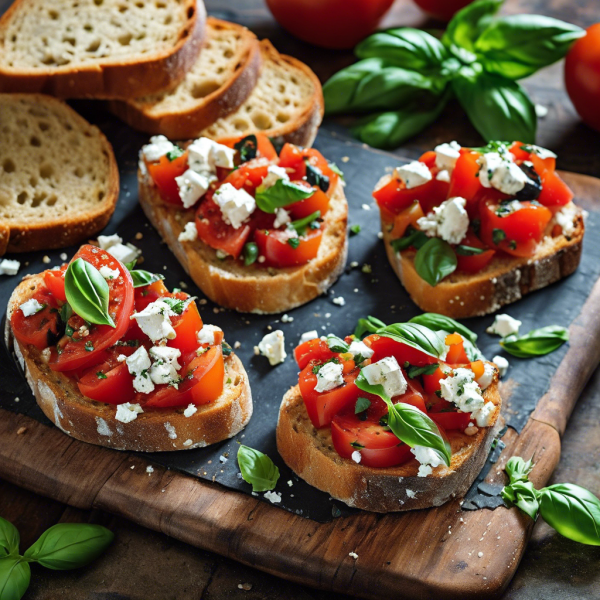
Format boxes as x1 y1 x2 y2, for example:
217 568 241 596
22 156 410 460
0 0 206 99
0 93 119 255
138 168 348 313
381 202 585 319
108 18 261 139
5 271 253 452
277 376 502 513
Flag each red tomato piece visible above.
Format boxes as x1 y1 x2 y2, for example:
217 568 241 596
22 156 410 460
372 172 443 216
10 290 62 350
456 229 496 274
254 227 322 268
366 334 438 367
43 266 67 302
145 151 189 206
294 339 335 370
287 186 330 219
77 363 135 405
423 366 447 395
444 334 470 365
430 411 471 431
448 150 485 218
537 169 574 208
389 201 424 240
167 301 204 354
221 157 271 193
134 279 170 312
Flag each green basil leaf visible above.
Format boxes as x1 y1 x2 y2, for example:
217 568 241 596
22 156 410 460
328 162 345 180
326 334 349 353
166 147 184 162
505 456 535 485
502 480 540 520
124 259 137 270
350 224 361 236
452 70 536 143
455 244 486 256
237 445 280 492
500 325 569 358
390 225 429 252
408 313 478 344
539 484 600 546
414 238 457 287
23 523 114 570
354 315 387 339
406 363 439 378
376 322 447 359
0 518 19 557
129 269 163 288
290 211 321 236
0 557 30 600
162 297 186 315
243 242 258 266
255 179 314 213
64 258 115 328
59 302 73 325
234 134 258 163
443 0 503 62
355 28 449 71
475 16 585 80
355 397 371 414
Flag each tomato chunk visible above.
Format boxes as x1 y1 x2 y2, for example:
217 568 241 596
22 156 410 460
367 334 438 367
430 411 471 431
456 229 496 274
11 290 62 350
44 266 67 302
77 363 135 405
294 339 334 370
254 227 322 268
145 151 189 206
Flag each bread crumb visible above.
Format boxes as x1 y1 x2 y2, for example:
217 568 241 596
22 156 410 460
179 281 188 289
42 255 51 264
478 552 484 558
234 341 241 349
341 156 350 163
287 480 293 487
14 397 19 403
238 583 253 591
199 299 207 305
135 232 143 240
16 427 27 435
281 314 294 323
60 253 68 261
253 346 260 355
377 232 384 239
350 261 359 268
130 465 135 469
349 552 358 559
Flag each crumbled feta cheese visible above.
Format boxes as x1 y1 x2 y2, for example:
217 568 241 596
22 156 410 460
478 152 530 195
361 356 407 398
315 361 344 392
183 403 197 418
436 169 450 182
486 314 521 337
164 422 177 439
146 466 154 474
471 401 496 427
99 265 120 280
149 346 182 388
0 259 20 276
555 203 578 237
132 299 177 342
332 296 345 306
257 330 287 365
197 324 222 345
299 330 319 344
281 314 293 323
273 207 291 229
141 135 176 162
535 104 549 118
259 165 290 191
178 221 198 242
394 160 432 189
417 196 469 245
188 137 235 172
264 490 281 504
476 362 496 390
347 340 374 362
349 552 359 560
440 368 485 413
19 298 44 317
175 169 214 209
492 355 509 377
117 354 127 362
213 183 256 229
107 243 141 265
115 402 144 423
434 141 461 173
351 450 362 464
126 347 154 394
97 233 123 250
411 445 445 478
406 489 417 499
362 204 371 210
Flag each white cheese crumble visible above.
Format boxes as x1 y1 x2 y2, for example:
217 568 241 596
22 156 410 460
492 355 509 377
555 203 578 237
188 137 236 172
486 314 521 337
164 422 177 439
436 169 450 182
351 450 362 464
273 207 291 229
183 403 197 418
107 243 141 265
141 135 176 162
213 183 256 229
478 152 530 195
332 296 346 306
476 362 496 390
529 144 556 159
472 401 496 427
406 489 417 499
131 299 177 342
411 445 445 478
97 233 123 250
149 346 182 388
315 361 344 393
175 169 214 209
434 141 461 173
0 259 20 276
197 324 222 345
347 340 374 362
440 368 484 413
299 330 319 344
99 265 120 280
349 552 359 560
264 490 282 504
146 466 154 474
259 165 290 191
115 402 144 424
417 196 469 245
361 356 407 398
257 330 287 365
178 221 198 242
394 160 432 189
125 347 154 394
19 298 44 317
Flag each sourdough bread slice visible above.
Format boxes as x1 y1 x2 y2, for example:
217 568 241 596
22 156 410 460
0 94 119 254
381 203 585 319
0 0 206 99
109 18 261 139
197 40 324 148
277 376 502 513
6 272 253 452
138 169 348 313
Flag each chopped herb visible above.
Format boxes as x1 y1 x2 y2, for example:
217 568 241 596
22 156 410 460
350 224 361 236
125 260 137 270
287 237 301 249
85 341 94 352
226 377 232 385
163 297 186 315
471 218 481 236
509 239 518 250
222 342 232 356
312 357 340 375
355 397 371 415
96 372 108 379
435 390 442 398
290 211 321 236
406 363 439 379
243 242 259 266
350 441 365 449
326 334 349 353
60 303 73 324
65 324 75 338
390 225 428 253
166 147 184 161
353 353 366 366
455 245 486 256
492 228 507 245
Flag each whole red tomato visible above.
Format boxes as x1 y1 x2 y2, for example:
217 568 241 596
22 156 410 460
565 24 600 133
265 0 395 49
413 0 474 22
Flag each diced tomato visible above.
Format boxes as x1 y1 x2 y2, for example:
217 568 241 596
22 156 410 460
456 229 496 274
294 339 334 369
10 290 62 350
389 201 425 240
77 362 135 405
287 185 330 219
423 366 447 394
430 411 471 431
366 334 438 367
299 362 359 428
254 227 322 268
448 150 485 218
401 378 428 413
221 157 271 193
470 360 485 379
145 151 189 206
508 141 531 163
134 279 170 312
167 301 204 354
49 245 135 372
536 168 573 208
373 173 440 215
278 144 338 192
255 134 279 161
480 199 552 258
444 334 470 365
43 266 67 302
418 150 437 169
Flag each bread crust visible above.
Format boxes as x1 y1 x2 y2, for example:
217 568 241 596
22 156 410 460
1 94 120 253
6 272 253 452
109 19 262 139
277 378 502 513
0 0 206 99
138 170 348 313
381 207 585 319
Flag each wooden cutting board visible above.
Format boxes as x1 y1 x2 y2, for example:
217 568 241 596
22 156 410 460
1 170 599 599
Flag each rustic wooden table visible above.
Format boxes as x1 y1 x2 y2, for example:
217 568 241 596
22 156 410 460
2 0 600 598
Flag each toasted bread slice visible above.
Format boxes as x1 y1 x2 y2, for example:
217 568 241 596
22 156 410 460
0 0 206 99
6 272 253 452
109 18 261 139
138 170 348 314
381 203 585 319
0 94 119 254
277 377 502 513
197 40 324 148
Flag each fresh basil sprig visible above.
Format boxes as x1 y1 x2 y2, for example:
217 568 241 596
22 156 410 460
408 313 478 344
501 457 600 546
377 322 447 359
290 211 321 236
323 0 584 147
354 315 387 339
500 325 569 358
64 258 115 328
326 334 349 353
255 179 314 214
129 269 163 288
0 517 113 600
390 225 428 253
237 445 280 492
414 238 457 287
356 371 451 466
